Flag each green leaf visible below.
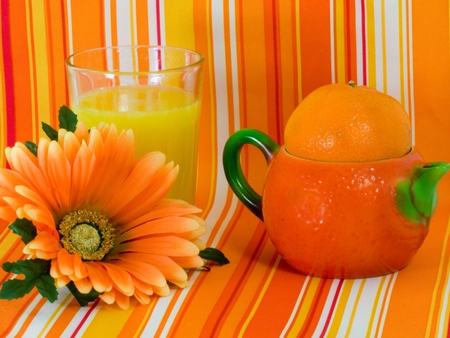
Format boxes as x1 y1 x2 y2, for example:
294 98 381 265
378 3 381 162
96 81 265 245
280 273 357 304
199 248 230 266
8 218 37 244
0 259 57 302
66 281 102 306
58 105 78 132
41 122 58 141
25 141 38 157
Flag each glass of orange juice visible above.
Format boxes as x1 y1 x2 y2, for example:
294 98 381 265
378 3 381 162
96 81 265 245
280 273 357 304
65 46 204 204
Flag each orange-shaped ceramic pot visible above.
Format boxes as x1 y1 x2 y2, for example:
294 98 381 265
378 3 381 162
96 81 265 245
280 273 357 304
223 129 450 279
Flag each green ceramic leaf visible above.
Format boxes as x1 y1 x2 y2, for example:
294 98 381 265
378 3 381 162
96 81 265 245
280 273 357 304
41 122 58 141
66 281 102 306
0 259 57 302
25 141 38 157
8 218 37 244
58 105 78 132
199 248 230 266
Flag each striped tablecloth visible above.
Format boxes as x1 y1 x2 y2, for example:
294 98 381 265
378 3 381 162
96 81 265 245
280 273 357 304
1 1 450 337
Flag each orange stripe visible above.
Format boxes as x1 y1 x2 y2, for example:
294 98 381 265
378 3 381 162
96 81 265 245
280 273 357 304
135 1 149 45
44 298 85 337
299 1 332 97
0 291 39 336
11 296 47 337
70 0 104 52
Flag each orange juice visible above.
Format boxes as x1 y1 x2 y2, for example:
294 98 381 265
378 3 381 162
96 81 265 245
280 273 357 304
72 85 201 203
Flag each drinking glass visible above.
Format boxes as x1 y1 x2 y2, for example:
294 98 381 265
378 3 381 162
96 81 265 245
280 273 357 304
66 46 204 204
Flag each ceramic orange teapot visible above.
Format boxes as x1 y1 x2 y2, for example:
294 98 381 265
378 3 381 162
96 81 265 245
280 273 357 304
223 129 450 279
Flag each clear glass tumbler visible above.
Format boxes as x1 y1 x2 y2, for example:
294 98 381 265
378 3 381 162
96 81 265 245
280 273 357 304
66 46 204 204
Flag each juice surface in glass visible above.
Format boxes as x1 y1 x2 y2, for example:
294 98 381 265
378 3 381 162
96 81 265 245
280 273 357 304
72 85 201 204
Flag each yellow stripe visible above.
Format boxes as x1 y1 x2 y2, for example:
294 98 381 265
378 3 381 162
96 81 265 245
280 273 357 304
237 255 281 337
426 214 450 337
164 0 195 50
25 0 37 141
326 280 355 336
0 230 19 258
30 0 51 137
133 297 159 338
83 301 135 336
37 292 73 338
288 277 321 337
335 0 346 84
129 0 136 45
344 279 366 336
365 0 376 88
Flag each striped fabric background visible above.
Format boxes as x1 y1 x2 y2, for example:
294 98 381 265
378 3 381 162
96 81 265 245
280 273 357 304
1 1 450 337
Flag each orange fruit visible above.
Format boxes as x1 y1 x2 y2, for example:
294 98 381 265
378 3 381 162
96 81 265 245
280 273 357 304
263 147 427 278
284 83 412 162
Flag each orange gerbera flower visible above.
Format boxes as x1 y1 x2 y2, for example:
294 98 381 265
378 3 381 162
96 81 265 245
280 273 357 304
0 121 207 309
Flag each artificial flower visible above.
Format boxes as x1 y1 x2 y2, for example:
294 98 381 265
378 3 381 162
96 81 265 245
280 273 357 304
0 107 226 309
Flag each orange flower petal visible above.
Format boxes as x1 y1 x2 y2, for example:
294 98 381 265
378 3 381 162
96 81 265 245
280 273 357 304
105 151 166 214
99 290 115 305
22 205 55 230
171 255 205 269
26 231 60 252
47 141 71 210
118 236 200 257
58 249 74 276
74 278 93 294
117 216 201 241
133 288 151 305
108 258 167 287
114 290 130 310
74 121 90 142
55 276 71 288
118 199 202 230
50 259 62 278
73 253 88 279
85 262 112 293
70 143 95 209
110 163 178 225
153 284 170 297
61 131 81 166
99 263 134 296
116 253 187 286
131 277 155 295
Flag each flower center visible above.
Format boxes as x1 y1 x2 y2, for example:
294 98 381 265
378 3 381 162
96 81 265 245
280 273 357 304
59 209 115 261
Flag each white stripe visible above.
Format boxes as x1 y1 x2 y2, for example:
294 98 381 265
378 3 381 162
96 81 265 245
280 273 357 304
311 279 343 337
335 279 364 337
346 277 383 337
384 1 401 101
355 0 364 86
329 0 336 83
373 0 384 91
400 0 409 112
103 0 112 47
61 302 102 337
66 0 74 54
116 1 133 45
375 273 398 337
19 288 72 337
280 276 312 337
148 0 159 45
7 294 43 338
158 0 166 45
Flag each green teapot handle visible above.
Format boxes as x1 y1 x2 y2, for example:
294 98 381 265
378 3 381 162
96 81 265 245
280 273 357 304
223 129 280 221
